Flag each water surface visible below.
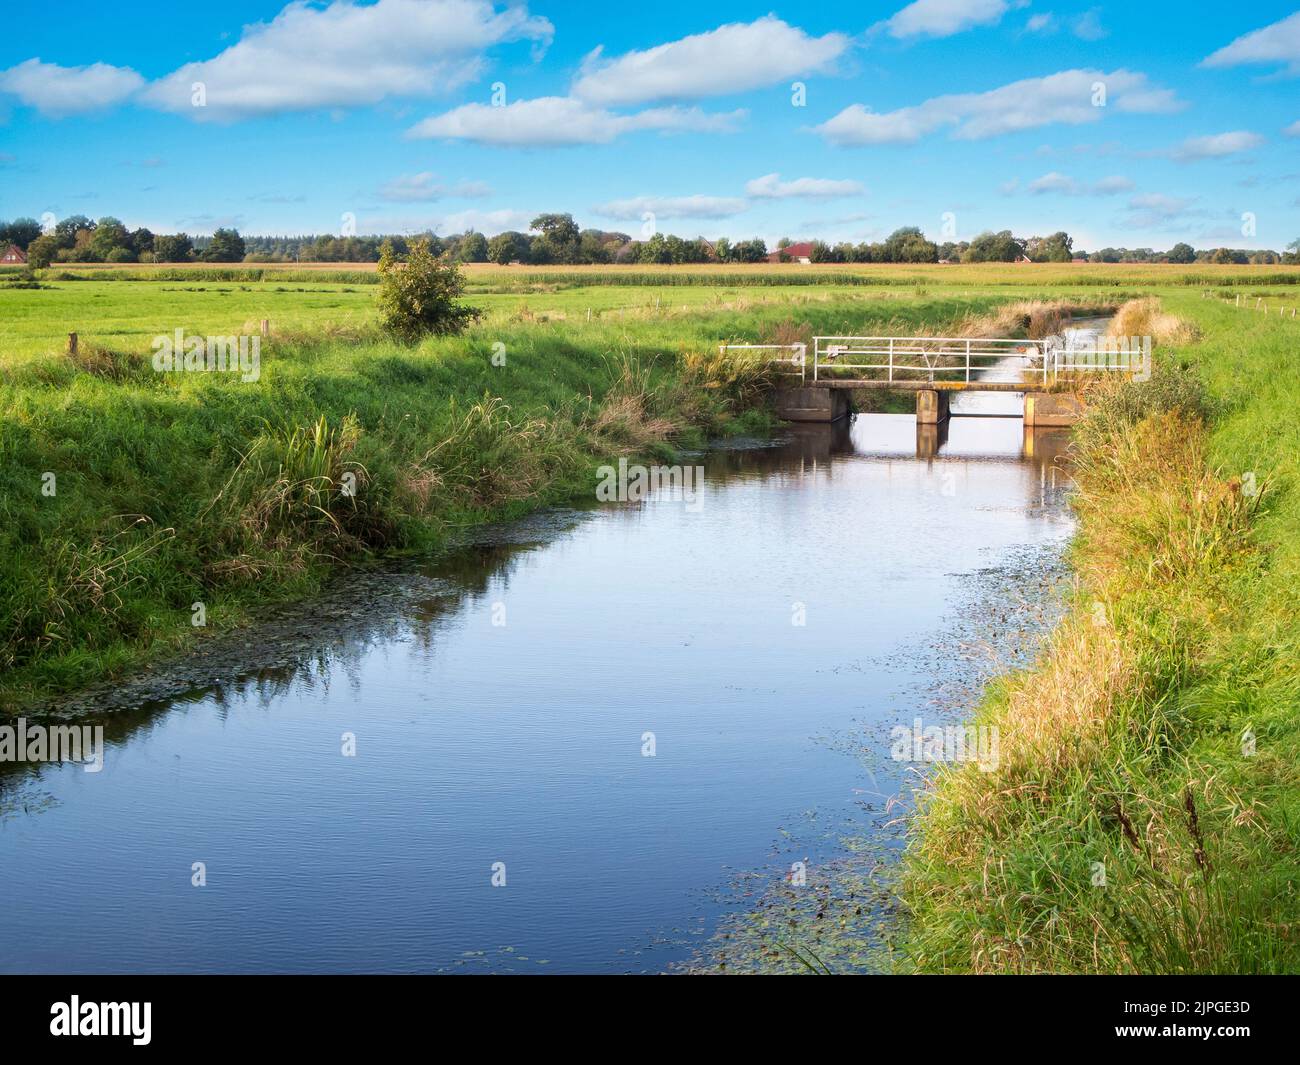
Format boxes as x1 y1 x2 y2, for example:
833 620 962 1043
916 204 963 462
0 414 1073 973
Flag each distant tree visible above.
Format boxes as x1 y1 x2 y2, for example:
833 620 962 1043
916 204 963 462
964 230 1024 262
201 228 246 262
487 232 521 265
885 226 939 263
69 228 98 261
129 227 155 256
376 238 482 342
578 229 612 264
53 214 94 248
0 217 42 250
712 236 732 263
1034 231 1073 263
809 240 833 263
638 233 672 264
457 231 488 263
730 237 768 263
1167 242 1195 264
25 233 60 268
153 233 194 262
529 213 580 264
1209 247 1246 264
89 217 131 260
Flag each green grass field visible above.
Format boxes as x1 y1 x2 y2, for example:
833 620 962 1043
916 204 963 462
2 270 1063 705
3 264 1300 974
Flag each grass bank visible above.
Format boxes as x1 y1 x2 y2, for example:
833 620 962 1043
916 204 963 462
0 322 778 710
899 294 1300 973
2 289 1055 710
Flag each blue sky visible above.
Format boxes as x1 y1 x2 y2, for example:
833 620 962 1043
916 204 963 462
2 0 1299 251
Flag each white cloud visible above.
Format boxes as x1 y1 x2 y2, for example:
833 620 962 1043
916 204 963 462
594 195 749 220
379 173 491 202
1125 193 1198 228
1170 130 1265 162
571 17 849 106
0 58 143 116
1023 172 1133 195
1092 175 1135 194
1071 8 1108 42
139 0 552 121
1026 171 1077 194
1025 13 1057 34
1286 120 1300 137
361 207 533 234
1203 12 1300 75
814 69 1181 146
745 173 864 199
408 96 744 146
883 0 1010 40
437 207 532 233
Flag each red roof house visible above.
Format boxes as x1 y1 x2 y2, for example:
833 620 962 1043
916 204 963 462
767 241 815 264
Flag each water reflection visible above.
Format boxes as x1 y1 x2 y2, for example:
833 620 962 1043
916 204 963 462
0 412 1075 974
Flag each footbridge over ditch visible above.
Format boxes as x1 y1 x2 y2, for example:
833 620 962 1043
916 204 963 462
722 334 1149 427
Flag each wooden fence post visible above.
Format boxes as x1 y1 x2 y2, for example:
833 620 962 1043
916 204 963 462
67 332 78 356
260 319 269 337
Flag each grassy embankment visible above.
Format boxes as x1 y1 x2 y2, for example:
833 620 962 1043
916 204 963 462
1 279 1058 709
901 293 1300 973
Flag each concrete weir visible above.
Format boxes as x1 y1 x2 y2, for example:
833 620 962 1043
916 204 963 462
1023 391 1087 427
774 386 851 423
774 382 1086 426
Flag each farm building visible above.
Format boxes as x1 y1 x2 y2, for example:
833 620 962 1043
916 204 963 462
1 244 27 264
767 241 814 264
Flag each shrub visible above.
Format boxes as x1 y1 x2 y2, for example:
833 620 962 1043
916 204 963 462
376 238 482 342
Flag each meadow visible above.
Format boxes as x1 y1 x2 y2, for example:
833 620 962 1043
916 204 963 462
7 260 1300 368
3 262 1300 974
3 265 1078 705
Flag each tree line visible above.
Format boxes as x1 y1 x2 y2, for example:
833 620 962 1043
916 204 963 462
2 213 1297 267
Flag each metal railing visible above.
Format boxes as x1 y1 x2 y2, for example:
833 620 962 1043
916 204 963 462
808 335 1151 385
812 336 1049 385
717 343 806 383
716 335 1151 388
1045 334 1151 378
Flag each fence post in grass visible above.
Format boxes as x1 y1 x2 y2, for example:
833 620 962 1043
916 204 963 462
67 332 77 356
260 319 269 337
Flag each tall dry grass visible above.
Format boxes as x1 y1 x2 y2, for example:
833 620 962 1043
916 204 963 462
900 338 1291 973
1108 297 1202 345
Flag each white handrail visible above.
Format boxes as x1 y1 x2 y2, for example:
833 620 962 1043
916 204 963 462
726 334 1147 387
